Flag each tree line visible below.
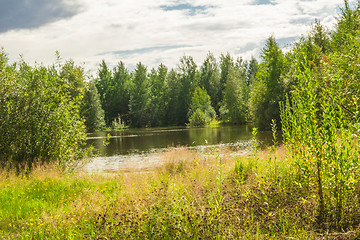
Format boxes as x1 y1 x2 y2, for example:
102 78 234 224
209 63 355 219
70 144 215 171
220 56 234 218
91 48 266 130
86 6 342 131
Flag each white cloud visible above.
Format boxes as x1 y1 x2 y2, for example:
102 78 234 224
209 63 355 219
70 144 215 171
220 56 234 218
0 0 353 74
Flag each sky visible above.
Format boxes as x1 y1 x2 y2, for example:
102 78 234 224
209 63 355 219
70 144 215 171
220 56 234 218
0 0 353 74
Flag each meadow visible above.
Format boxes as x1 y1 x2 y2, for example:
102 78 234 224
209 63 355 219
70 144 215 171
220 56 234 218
1 144 359 239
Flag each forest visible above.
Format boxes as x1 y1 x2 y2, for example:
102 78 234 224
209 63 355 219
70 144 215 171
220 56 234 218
1 0 360 238
66 0 358 133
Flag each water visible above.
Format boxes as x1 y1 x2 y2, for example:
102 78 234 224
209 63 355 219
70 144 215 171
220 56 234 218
83 125 276 173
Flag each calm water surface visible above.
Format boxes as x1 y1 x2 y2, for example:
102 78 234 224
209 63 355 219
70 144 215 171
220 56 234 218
83 125 276 173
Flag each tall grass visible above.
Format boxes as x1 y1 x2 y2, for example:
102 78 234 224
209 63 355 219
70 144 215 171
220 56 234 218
1 146 359 239
281 53 360 230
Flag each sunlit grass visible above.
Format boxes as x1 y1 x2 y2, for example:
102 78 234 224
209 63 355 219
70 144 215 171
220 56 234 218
0 147 359 239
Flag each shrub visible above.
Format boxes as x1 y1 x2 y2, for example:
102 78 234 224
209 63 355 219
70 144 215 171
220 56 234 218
189 108 211 127
188 87 216 126
281 51 360 229
0 49 90 170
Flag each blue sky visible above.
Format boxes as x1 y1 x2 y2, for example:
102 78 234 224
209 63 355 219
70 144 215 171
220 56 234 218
0 0 352 73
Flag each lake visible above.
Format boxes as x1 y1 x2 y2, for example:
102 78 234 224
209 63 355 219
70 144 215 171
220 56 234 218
82 125 277 173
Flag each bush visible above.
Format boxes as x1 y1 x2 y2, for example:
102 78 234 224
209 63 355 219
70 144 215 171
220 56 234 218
189 109 212 126
188 87 216 126
281 51 360 230
0 49 90 170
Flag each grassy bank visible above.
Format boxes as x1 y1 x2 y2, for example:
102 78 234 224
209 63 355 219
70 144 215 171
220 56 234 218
1 147 359 239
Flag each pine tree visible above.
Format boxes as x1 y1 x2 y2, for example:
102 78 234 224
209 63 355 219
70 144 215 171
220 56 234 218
81 81 105 132
177 56 199 125
200 52 221 115
147 64 169 126
129 62 149 127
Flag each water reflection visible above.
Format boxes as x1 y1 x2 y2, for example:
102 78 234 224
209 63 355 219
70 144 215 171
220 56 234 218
84 125 278 173
87 125 275 156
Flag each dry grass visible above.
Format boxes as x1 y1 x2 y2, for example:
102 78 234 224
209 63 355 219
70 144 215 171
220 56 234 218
1 146 360 239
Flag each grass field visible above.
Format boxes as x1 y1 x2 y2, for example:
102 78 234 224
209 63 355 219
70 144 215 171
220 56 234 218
1 146 359 239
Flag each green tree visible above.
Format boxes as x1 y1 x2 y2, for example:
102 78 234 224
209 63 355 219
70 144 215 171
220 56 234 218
188 87 216 126
219 53 234 104
220 59 249 124
59 59 86 102
112 61 132 125
147 64 169 127
199 52 221 114
177 56 199 125
310 19 331 55
281 48 360 229
95 60 112 125
129 62 149 127
283 20 330 96
250 36 285 129
280 3 360 227
95 60 132 126
246 57 258 86
331 0 360 51
0 50 89 170
165 69 181 125
81 81 105 132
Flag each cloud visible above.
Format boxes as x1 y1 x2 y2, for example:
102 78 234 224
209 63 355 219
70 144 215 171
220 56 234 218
0 0 356 74
160 3 215 16
99 45 194 56
252 0 277 5
290 17 314 25
235 42 259 54
277 36 300 48
0 0 82 33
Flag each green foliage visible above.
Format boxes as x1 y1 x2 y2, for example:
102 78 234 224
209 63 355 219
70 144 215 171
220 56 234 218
331 0 360 51
112 61 132 123
188 87 215 118
0 50 89 169
327 25 360 122
310 19 331 55
279 1 360 230
147 64 169 127
58 59 86 102
177 56 199 125
220 58 249 124
95 60 131 126
189 109 210 127
250 36 286 129
281 49 360 229
199 52 221 114
129 62 149 128
246 57 258 86
289 20 330 77
188 87 216 126
164 69 181 125
111 115 126 130
95 60 112 124
81 81 105 132
90 52 257 129
219 53 233 104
